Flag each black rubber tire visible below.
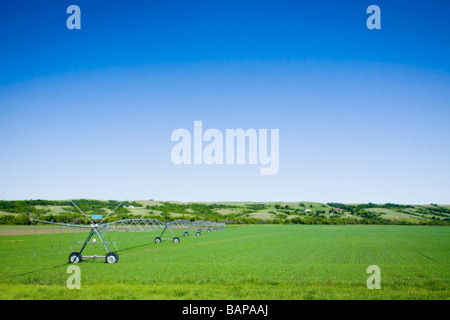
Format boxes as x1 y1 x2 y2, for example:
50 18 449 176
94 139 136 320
207 229 211 233
173 237 180 243
184 232 189 236
196 232 201 236
154 237 162 243
69 252 82 263
105 252 119 264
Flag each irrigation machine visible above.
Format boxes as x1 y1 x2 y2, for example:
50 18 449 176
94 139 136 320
154 219 201 243
28 201 226 263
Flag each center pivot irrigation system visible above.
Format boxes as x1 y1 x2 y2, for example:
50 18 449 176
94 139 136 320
28 201 226 264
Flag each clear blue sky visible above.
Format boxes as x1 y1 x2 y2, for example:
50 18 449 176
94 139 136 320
1 0 449 203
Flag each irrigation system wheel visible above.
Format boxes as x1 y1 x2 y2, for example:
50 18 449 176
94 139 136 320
173 237 180 243
154 237 161 243
184 232 189 236
207 229 211 233
105 252 119 264
196 231 201 236
69 252 82 263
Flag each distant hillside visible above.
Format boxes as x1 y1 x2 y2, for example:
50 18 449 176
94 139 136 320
0 200 449 225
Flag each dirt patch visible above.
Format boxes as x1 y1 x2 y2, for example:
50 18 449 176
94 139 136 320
0 226 89 236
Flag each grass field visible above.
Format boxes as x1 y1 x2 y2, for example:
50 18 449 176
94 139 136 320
0 225 448 300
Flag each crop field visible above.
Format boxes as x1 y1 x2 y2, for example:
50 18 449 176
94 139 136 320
0 224 448 300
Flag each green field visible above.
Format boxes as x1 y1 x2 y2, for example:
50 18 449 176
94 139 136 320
0 225 448 300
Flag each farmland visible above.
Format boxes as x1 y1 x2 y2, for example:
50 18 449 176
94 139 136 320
1 200 449 225
0 224 448 300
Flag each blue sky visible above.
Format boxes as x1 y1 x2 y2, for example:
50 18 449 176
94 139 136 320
1 1 449 203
